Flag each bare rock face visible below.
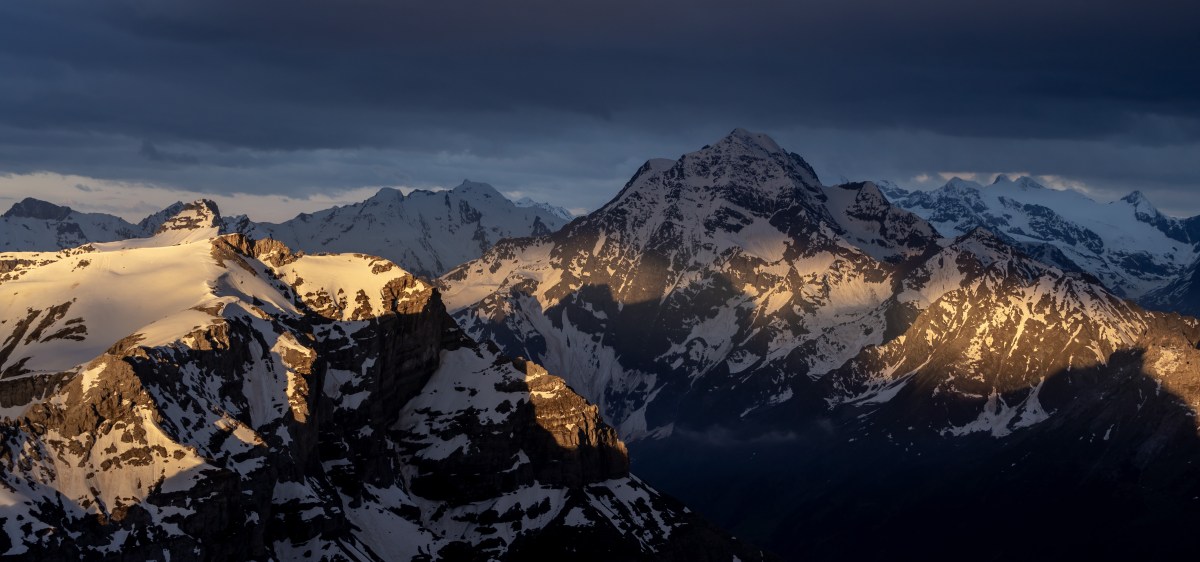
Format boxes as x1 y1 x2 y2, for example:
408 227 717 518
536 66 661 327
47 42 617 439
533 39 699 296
0 232 766 561
152 200 222 235
398 353 629 505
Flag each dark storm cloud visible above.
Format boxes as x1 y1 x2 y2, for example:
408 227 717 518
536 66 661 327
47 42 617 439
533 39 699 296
139 140 199 165
0 0 1197 214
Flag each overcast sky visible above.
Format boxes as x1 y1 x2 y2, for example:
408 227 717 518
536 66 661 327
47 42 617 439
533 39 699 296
1 0 1197 221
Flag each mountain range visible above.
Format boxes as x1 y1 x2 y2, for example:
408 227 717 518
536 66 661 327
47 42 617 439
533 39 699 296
1 180 570 279
880 175 1200 304
3 129 1200 560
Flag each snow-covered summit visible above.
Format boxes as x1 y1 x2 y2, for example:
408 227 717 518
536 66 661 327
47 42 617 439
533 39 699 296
153 199 221 233
719 127 787 155
3 198 74 220
1119 189 1166 221
989 175 1045 191
2 186 569 278
451 179 504 198
235 181 569 277
440 129 945 438
597 129 831 254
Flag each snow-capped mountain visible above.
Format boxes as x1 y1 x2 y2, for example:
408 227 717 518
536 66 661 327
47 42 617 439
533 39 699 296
0 202 763 560
0 198 143 251
880 175 1200 301
0 183 569 280
440 130 1200 559
514 196 575 222
231 181 569 278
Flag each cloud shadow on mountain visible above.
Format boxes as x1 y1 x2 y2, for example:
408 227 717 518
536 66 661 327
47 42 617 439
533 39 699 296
632 348 1200 562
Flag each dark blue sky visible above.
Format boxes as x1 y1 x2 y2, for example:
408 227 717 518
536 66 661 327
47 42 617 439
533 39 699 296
1 0 1198 219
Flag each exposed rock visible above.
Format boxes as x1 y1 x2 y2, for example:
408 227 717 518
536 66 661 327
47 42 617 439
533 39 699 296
0 232 766 561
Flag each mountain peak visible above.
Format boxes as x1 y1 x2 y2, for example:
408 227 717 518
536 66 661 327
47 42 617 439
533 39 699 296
452 180 503 199
370 186 404 200
1121 190 1152 207
3 197 74 220
154 199 221 235
943 177 984 191
991 175 1046 190
601 129 824 221
689 128 821 187
715 128 786 156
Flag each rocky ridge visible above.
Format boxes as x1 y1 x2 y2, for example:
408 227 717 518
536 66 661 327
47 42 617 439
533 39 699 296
0 203 763 561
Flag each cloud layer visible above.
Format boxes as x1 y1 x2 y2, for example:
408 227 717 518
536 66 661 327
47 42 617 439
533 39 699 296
1 0 1197 217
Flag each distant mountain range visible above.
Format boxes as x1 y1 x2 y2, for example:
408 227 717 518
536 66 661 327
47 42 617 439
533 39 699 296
880 175 1200 303
1 180 571 278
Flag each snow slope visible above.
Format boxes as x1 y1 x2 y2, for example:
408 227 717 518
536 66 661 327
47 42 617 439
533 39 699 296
882 175 1200 300
230 180 568 277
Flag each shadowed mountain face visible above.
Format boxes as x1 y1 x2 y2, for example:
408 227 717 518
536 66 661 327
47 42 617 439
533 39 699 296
637 352 1200 561
440 129 1200 560
1145 255 1200 317
0 207 765 560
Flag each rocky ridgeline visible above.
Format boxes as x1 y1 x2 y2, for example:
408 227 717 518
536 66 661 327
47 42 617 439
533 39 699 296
0 181 569 280
882 175 1200 304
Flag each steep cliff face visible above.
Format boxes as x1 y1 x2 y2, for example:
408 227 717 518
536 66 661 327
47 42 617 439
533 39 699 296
0 214 763 561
